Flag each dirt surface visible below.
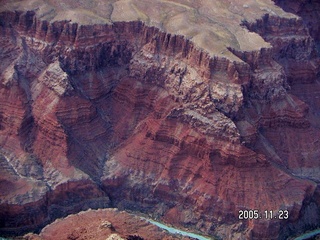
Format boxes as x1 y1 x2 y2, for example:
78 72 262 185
0 0 298 59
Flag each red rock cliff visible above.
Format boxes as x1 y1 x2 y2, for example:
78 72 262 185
0 2 320 240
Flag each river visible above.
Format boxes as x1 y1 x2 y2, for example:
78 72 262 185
143 218 320 240
293 228 320 240
141 217 212 240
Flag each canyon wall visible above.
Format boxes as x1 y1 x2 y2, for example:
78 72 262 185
0 2 320 239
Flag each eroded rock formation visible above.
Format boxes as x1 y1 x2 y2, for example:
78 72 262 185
22 209 186 240
0 0 320 239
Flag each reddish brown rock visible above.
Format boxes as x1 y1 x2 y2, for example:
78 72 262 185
22 209 187 240
0 1 319 240
274 0 320 42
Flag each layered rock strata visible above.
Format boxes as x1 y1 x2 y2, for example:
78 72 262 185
274 0 320 43
0 1 320 239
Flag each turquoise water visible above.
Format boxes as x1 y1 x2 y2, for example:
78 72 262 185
142 217 212 240
294 229 320 240
144 217 320 240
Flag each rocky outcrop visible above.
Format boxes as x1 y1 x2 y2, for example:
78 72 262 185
242 13 320 85
274 0 320 43
0 1 320 239
22 208 191 240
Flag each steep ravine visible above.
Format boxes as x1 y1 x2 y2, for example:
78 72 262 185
241 2 320 239
0 5 319 240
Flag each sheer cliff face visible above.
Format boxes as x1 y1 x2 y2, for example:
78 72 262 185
0 1 320 239
274 0 320 42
